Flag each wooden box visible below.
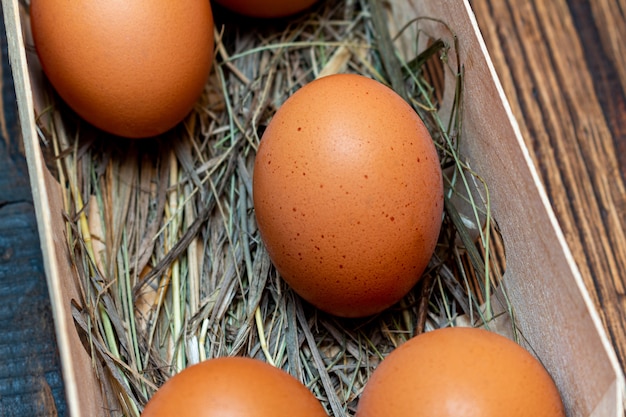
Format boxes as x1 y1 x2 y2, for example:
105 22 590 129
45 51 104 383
3 0 625 415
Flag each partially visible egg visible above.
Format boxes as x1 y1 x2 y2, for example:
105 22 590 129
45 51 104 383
213 0 318 18
141 357 328 417
30 0 215 138
356 327 566 417
253 73 443 318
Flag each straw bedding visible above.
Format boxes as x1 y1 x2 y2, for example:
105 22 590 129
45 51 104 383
33 0 511 415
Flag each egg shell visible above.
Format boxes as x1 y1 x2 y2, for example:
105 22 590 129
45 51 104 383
141 357 328 417
213 0 319 18
30 0 215 138
356 327 566 417
253 73 443 317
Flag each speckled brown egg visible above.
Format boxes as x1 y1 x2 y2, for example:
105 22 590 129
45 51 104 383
252 73 443 318
141 357 328 417
30 0 214 138
213 0 318 18
356 327 566 417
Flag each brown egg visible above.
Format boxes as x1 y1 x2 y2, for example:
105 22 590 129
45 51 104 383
213 0 318 18
253 74 443 317
356 327 566 417
141 357 328 417
30 0 214 138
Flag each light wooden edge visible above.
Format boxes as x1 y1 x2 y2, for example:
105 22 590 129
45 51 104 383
1 0 83 416
460 0 626 412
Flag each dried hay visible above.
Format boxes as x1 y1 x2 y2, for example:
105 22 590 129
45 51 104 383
33 0 514 415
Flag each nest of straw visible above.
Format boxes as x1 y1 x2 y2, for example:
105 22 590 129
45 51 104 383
34 0 513 415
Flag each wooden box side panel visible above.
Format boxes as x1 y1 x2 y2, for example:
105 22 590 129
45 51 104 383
2 0 108 416
389 1 625 416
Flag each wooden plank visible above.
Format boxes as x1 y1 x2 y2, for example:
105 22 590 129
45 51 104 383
1 1 107 416
0 202 63 416
470 0 626 370
0 12 67 414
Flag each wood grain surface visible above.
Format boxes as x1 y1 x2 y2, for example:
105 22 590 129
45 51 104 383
0 11 66 416
470 0 626 370
0 0 625 415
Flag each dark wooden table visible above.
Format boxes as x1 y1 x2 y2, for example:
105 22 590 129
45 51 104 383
0 7 67 415
0 0 624 415
471 0 626 369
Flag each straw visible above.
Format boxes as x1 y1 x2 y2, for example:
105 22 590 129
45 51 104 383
32 0 514 415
